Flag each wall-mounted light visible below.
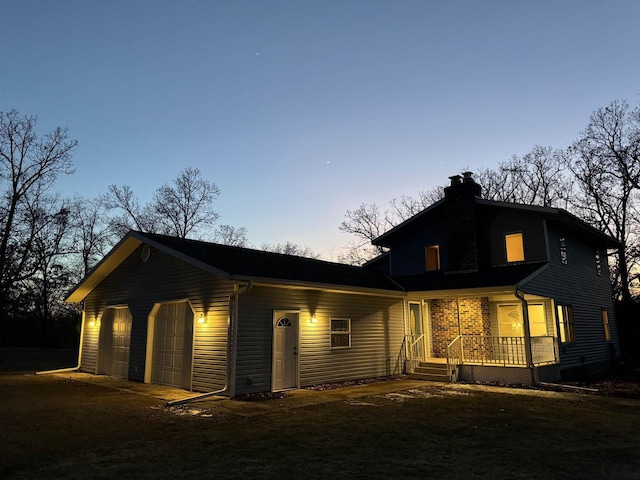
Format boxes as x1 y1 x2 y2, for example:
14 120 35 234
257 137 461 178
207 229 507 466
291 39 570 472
310 315 318 324
89 318 96 327
198 314 207 324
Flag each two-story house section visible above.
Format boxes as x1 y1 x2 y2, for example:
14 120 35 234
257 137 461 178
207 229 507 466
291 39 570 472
371 172 620 384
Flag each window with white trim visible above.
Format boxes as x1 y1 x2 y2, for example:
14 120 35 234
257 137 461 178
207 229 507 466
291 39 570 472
330 318 351 349
556 304 575 343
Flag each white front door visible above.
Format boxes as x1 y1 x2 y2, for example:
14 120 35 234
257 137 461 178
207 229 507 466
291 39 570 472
272 311 299 391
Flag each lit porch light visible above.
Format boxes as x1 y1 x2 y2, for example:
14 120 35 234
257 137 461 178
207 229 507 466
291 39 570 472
310 315 318 324
198 314 207 324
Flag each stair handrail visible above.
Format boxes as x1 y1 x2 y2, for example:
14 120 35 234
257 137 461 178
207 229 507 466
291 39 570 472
446 335 463 379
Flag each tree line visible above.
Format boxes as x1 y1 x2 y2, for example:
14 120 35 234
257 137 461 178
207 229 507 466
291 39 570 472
1 99 638 348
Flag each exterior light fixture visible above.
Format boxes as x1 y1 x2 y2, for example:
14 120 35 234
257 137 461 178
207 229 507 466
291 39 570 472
89 318 96 327
198 314 207 324
310 315 318 324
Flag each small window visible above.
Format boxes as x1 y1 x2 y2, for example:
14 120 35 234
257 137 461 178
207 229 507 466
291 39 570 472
425 245 440 271
505 233 525 263
559 237 568 265
556 304 575 343
331 318 351 349
602 308 611 341
595 250 602 276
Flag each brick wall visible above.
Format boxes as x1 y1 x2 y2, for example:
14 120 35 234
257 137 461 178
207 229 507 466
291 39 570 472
429 297 490 357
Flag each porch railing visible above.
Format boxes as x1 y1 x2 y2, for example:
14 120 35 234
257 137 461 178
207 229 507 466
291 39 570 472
458 335 558 366
404 334 425 373
446 335 462 379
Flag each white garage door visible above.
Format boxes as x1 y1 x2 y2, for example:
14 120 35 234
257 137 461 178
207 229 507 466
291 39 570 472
151 302 193 389
111 308 132 379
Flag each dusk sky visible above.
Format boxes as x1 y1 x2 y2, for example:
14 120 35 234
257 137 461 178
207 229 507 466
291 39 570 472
2 0 639 259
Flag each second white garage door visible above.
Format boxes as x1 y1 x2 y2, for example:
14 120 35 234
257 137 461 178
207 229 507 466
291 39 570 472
151 302 193 389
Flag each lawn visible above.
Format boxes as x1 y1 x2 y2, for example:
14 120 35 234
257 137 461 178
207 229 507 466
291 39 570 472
1 350 639 479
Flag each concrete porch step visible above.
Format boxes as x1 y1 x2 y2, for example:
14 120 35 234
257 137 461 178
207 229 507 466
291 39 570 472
410 361 452 382
409 372 452 382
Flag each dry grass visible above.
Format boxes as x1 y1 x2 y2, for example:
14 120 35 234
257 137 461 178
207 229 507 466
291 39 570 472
1 349 639 479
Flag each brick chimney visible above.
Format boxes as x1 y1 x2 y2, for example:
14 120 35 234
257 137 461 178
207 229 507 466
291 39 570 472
444 172 481 272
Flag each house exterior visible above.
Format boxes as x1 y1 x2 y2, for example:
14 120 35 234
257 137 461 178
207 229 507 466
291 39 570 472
66 173 620 396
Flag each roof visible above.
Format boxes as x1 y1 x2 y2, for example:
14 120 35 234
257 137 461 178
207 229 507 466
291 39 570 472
373 196 620 249
66 231 405 303
392 262 548 292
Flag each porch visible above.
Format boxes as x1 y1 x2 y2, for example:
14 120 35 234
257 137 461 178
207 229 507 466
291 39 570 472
404 293 561 384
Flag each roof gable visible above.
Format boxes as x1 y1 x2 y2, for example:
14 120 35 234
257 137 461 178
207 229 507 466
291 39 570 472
372 196 619 249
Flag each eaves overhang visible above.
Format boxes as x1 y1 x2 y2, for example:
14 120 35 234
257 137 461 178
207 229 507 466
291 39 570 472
229 274 406 297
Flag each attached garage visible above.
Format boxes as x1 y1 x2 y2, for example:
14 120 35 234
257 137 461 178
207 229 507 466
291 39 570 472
146 301 194 390
97 307 132 379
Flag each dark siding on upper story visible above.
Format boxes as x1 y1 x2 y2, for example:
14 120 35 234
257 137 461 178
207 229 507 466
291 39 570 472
82 244 233 390
523 227 618 370
388 210 449 276
481 207 549 266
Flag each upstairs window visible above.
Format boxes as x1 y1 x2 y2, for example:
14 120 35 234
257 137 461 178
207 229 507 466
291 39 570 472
505 233 525 263
602 308 611 341
559 237 568 264
425 245 440 271
556 304 575 343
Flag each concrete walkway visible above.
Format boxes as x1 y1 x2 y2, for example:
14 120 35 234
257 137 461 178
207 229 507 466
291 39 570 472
49 371 640 418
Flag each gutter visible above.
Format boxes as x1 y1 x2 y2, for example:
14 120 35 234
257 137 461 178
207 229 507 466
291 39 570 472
166 281 253 407
36 307 86 375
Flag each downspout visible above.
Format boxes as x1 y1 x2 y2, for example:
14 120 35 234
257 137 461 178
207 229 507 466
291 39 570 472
166 281 253 407
514 288 539 386
36 304 86 375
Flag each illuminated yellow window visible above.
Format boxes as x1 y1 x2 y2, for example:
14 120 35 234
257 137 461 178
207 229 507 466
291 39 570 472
505 233 525 263
425 245 440 271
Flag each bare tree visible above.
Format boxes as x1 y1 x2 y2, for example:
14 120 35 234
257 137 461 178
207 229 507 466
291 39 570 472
214 225 248 247
27 195 76 344
565 100 640 303
71 195 114 276
0 110 76 344
106 168 221 240
105 184 158 237
260 241 319 259
152 167 220 239
476 146 571 207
